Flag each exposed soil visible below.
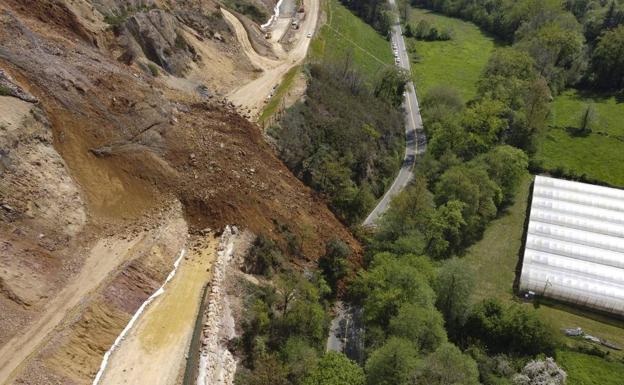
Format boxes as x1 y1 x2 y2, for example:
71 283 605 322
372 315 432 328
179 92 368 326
226 0 320 118
0 0 358 383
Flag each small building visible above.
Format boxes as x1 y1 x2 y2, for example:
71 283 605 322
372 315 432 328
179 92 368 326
519 175 624 317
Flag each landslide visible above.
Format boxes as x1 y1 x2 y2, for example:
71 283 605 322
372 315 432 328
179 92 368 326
0 0 358 383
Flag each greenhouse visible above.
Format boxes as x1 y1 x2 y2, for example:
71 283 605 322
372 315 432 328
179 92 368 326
519 176 624 316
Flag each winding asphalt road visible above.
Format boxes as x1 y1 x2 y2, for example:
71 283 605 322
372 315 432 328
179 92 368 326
362 0 426 227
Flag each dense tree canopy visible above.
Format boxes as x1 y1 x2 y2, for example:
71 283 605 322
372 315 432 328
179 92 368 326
302 352 366 385
592 25 624 89
365 337 420 385
414 343 480 385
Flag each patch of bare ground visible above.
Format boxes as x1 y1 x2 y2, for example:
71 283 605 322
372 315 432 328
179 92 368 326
0 0 357 382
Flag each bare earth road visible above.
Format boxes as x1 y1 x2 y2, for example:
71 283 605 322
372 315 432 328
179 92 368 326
362 0 426 227
224 0 320 118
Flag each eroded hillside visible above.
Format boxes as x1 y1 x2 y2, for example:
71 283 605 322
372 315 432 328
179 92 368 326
0 0 355 383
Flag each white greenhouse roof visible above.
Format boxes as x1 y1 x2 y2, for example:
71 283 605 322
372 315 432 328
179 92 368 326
519 175 624 316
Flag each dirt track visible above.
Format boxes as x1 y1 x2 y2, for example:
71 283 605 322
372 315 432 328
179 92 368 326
225 0 320 118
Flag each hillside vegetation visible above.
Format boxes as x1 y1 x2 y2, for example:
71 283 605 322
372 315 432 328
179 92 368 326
309 0 394 78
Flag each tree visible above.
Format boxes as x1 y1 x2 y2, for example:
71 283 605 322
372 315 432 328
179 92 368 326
461 98 509 154
512 358 567 385
365 337 420 385
478 145 529 204
434 258 475 336
398 0 411 22
377 174 434 244
374 67 410 107
302 352 365 385
280 337 319 383
464 299 558 356
414 343 480 385
388 303 447 353
425 200 466 258
576 104 597 135
319 239 352 293
242 354 289 385
435 164 502 242
350 253 436 328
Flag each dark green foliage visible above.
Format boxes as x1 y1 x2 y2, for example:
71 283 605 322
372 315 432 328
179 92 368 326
272 62 404 224
237 270 330 384
339 0 392 36
0 86 12 96
591 25 624 90
319 239 352 293
374 67 410 107
434 258 475 335
463 299 558 356
364 337 420 385
414 343 480 385
476 146 529 204
280 337 319 383
245 235 283 276
302 352 365 385
466 346 516 385
223 0 269 24
405 19 453 40
388 303 447 353
350 253 435 328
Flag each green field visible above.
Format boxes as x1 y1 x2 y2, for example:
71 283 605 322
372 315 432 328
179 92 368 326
463 173 624 361
534 89 624 187
406 7 497 101
309 0 394 79
557 350 624 385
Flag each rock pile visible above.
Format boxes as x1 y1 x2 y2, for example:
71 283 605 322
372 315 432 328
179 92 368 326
196 226 238 385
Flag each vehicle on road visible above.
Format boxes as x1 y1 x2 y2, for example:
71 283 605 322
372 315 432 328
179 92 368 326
306 32 312 38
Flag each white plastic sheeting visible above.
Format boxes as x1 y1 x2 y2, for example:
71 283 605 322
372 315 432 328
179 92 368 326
519 176 624 316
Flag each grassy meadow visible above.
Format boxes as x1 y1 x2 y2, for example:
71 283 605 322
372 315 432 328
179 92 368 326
534 90 624 187
309 0 394 79
406 7 497 101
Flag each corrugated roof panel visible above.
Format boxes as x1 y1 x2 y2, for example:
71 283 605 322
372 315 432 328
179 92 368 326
520 176 624 316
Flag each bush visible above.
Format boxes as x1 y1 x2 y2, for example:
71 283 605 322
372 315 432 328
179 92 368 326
245 235 283 276
147 63 160 77
464 299 558 356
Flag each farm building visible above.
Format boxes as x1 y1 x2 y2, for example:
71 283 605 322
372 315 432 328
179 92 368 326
519 175 624 317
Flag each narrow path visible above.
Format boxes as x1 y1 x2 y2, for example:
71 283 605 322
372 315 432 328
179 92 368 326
362 0 426 226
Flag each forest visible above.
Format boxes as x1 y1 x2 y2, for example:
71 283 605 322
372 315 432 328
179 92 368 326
235 0 624 384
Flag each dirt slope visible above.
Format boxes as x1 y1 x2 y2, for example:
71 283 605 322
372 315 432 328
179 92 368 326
0 1 357 384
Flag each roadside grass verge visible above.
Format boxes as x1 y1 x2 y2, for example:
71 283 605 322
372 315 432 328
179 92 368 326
406 7 497 101
534 89 624 187
462 173 624 359
557 350 624 385
309 0 393 79
259 65 301 123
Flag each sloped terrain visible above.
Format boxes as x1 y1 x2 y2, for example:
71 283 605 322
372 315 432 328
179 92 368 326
0 1 355 383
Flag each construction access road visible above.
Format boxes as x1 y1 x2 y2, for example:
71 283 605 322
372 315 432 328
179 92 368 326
362 0 426 226
224 0 320 118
